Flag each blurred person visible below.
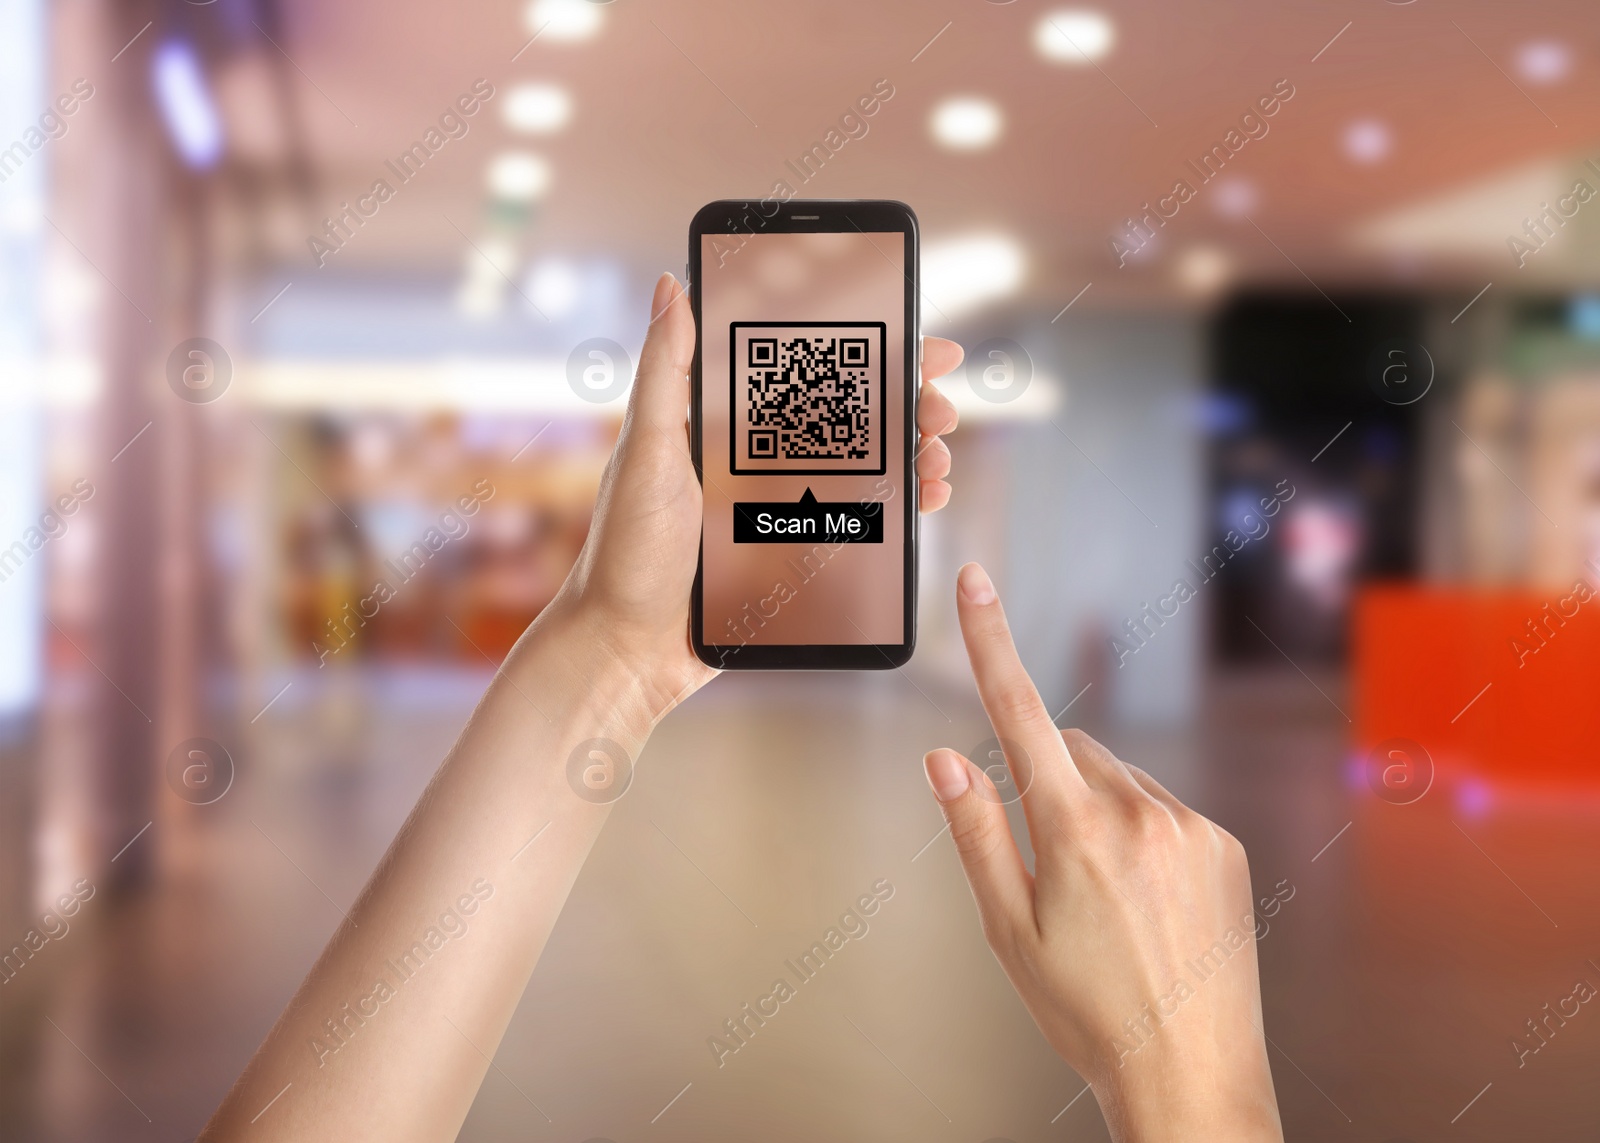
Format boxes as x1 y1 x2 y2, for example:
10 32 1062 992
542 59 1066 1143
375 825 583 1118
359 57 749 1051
1283 496 1361 612
201 273 1281 1142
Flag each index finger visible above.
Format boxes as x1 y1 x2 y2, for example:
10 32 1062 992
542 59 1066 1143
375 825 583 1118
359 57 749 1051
954 562 1090 815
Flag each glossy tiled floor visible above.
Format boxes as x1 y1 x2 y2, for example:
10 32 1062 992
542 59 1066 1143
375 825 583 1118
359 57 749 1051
4 665 1599 1142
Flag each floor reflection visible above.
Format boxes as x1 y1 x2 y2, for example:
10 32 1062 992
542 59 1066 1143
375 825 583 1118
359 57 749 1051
5 665 1599 1142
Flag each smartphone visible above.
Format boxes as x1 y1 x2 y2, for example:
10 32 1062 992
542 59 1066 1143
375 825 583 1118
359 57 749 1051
689 199 919 670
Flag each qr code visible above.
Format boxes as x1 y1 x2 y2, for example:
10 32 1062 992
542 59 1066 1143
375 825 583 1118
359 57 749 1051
731 322 885 474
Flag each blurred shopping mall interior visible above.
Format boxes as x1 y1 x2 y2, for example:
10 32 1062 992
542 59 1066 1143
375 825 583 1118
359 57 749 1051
4 0 1600 1139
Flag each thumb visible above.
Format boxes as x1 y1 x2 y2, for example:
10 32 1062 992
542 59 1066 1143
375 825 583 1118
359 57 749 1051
626 272 696 435
923 749 1034 945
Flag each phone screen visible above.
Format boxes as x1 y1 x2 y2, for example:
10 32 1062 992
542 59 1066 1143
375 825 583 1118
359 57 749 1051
696 225 913 663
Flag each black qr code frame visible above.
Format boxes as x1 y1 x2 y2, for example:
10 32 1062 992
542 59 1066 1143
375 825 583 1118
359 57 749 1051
729 321 888 476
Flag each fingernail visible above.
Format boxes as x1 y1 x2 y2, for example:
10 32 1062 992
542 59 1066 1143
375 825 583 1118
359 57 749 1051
957 562 996 605
924 749 971 803
650 271 677 320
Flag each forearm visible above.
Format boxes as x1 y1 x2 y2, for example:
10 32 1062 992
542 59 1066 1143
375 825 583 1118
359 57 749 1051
202 600 657 1142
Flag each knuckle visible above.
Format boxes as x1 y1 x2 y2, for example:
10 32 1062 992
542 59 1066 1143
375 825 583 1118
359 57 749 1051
992 681 1047 725
1212 823 1250 870
1177 807 1214 844
1210 819 1241 851
948 805 1009 865
1131 765 1179 805
1128 799 1182 851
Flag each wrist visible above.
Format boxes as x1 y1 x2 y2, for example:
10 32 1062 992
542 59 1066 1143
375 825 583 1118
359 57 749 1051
1092 1037 1281 1143
503 595 671 749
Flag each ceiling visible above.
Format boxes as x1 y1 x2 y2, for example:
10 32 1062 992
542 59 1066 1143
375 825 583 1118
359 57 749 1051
205 0 1600 318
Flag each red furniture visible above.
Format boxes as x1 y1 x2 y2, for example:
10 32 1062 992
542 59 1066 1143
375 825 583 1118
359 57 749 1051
1353 583 1600 786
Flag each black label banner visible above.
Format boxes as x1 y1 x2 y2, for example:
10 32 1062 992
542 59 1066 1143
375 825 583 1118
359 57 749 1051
732 487 883 544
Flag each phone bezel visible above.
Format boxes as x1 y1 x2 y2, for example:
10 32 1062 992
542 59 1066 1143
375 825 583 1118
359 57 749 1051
688 198 920 671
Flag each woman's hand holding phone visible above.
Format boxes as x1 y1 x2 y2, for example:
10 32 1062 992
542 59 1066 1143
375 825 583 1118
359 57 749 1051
557 271 964 721
923 563 1284 1143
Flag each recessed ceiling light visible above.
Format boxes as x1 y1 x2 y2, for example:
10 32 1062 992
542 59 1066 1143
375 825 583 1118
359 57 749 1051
1176 246 1232 294
503 84 572 134
487 152 552 201
1343 119 1392 164
1210 178 1259 218
930 97 1003 150
525 0 603 42
1034 9 1115 64
923 235 1025 319
1515 40 1572 85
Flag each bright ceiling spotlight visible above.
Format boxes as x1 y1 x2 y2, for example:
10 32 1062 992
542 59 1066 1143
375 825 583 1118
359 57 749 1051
525 0 603 42
503 83 572 133
1176 246 1233 294
1343 119 1392 165
1515 40 1572 85
487 151 552 201
930 96 1003 150
1034 9 1115 64
1210 177 1259 219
